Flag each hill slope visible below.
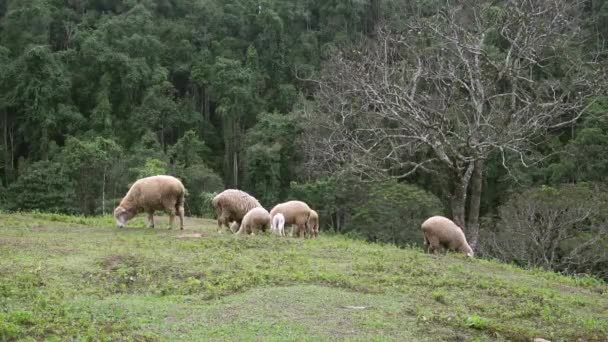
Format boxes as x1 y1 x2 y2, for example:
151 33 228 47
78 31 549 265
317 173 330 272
0 213 606 341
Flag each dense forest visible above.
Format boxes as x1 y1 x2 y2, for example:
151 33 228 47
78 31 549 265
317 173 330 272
1 0 608 279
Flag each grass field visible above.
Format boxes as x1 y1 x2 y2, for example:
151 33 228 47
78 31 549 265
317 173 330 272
0 212 607 341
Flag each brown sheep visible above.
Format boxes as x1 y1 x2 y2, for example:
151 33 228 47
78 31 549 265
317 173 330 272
269 201 312 238
212 189 261 233
421 216 474 257
307 209 319 238
114 175 186 230
237 207 271 235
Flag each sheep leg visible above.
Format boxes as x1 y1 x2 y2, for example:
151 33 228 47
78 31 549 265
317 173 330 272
425 235 441 255
178 205 185 230
147 211 155 228
168 208 176 230
217 214 228 233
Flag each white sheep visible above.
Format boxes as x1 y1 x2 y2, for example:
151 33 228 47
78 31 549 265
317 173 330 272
271 213 286 236
421 216 474 257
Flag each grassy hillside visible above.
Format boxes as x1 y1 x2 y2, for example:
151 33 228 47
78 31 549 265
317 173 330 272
0 213 606 341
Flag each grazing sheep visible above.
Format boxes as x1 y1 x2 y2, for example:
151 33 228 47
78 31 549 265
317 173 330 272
307 210 319 238
421 216 474 257
269 201 312 238
212 189 261 233
237 207 271 235
271 213 286 236
114 175 186 230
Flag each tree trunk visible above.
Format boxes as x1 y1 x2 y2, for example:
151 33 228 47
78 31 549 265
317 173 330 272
233 151 238 188
102 168 106 215
466 159 483 250
203 86 210 122
2 110 15 184
450 179 467 230
450 161 475 231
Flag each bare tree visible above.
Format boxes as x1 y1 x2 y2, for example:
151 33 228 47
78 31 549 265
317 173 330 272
300 0 605 247
482 185 608 278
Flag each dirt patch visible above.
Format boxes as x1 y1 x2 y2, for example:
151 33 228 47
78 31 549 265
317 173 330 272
177 233 203 239
100 255 141 272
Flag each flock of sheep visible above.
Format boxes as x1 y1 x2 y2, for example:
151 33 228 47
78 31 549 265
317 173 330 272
112 175 473 257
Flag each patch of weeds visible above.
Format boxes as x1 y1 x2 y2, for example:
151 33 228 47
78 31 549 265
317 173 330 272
466 315 490 330
0 319 21 341
431 290 448 304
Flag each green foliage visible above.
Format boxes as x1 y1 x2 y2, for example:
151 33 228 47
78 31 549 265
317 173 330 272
349 180 443 246
6 160 75 213
466 316 491 330
178 164 224 216
131 158 168 178
170 130 223 216
289 178 339 227
170 130 211 169
545 98 608 184
199 191 218 218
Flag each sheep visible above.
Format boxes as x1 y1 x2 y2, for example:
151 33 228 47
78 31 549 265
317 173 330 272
114 175 186 230
211 189 261 233
271 213 286 236
269 200 312 238
307 210 319 238
237 207 271 235
421 216 474 257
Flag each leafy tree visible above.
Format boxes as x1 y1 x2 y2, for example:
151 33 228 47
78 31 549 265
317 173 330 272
244 112 300 206
132 158 168 179
61 136 122 215
170 130 223 216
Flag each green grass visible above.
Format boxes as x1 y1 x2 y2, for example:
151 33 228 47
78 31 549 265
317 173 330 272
0 212 607 341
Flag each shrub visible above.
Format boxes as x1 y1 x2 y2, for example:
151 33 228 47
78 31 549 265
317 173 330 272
348 180 443 246
6 160 76 213
481 184 608 280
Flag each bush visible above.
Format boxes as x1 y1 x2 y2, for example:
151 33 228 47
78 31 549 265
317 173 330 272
348 180 443 246
481 184 608 280
6 160 76 213
177 164 223 216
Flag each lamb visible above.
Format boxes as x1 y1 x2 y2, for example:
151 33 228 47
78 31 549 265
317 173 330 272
237 207 271 235
269 200 312 238
271 213 286 236
307 210 319 238
114 175 186 230
211 189 261 233
421 216 474 257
